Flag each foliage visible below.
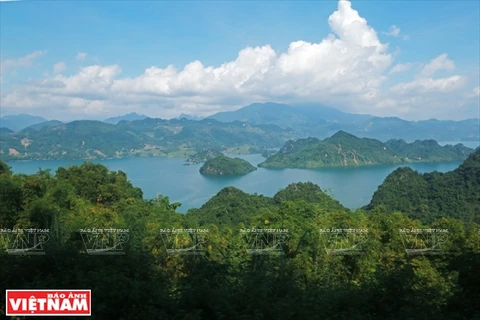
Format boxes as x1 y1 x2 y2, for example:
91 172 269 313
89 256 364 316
0 158 479 319
366 149 480 224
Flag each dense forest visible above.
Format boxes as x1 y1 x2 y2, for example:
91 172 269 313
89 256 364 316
366 148 480 224
259 131 473 168
1 154 479 319
199 155 257 176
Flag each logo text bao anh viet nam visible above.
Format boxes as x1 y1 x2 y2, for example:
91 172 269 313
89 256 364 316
6 290 91 316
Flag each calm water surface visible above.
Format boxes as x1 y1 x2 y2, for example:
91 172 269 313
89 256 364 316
7 139 479 213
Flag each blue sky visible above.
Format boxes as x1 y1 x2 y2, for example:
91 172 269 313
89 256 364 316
1 0 479 121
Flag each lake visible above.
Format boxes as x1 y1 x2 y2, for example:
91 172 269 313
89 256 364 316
6 139 479 213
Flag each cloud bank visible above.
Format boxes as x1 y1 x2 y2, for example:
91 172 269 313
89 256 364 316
1 0 478 121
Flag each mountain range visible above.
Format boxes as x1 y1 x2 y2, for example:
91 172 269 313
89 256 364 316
0 118 295 161
207 102 480 142
0 114 49 132
1 102 479 142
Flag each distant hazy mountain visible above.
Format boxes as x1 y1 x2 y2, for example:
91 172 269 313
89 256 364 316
0 127 14 134
23 120 64 131
207 102 370 132
104 112 149 124
207 102 480 142
176 113 204 121
0 114 48 132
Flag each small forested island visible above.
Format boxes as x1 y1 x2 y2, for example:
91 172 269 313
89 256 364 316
259 130 473 168
185 148 223 165
199 155 257 176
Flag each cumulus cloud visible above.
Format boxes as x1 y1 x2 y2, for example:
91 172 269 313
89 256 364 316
0 0 476 120
53 62 66 74
76 52 87 61
385 53 469 116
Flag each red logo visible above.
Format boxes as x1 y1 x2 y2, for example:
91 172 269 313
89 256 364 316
6 290 91 316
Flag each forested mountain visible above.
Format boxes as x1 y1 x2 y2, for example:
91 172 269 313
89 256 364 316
185 182 347 228
23 120 64 131
185 186 277 227
366 148 480 224
0 118 295 161
0 114 48 132
1 160 479 319
259 131 474 168
199 155 257 176
207 102 480 141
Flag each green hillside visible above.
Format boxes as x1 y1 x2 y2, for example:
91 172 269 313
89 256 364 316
186 182 347 227
0 118 296 161
365 148 480 223
259 131 474 168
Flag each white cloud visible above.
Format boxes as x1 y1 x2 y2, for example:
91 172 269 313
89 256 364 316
0 0 476 121
76 52 87 61
53 62 66 74
389 63 413 74
474 86 480 96
403 35 409 41
420 53 455 77
390 76 466 95
0 50 46 74
383 25 401 37
465 86 480 99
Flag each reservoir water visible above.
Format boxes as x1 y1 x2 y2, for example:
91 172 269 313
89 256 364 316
6 139 478 213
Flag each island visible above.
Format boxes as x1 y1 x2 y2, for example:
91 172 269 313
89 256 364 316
185 148 223 165
199 155 257 176
258 130 474 169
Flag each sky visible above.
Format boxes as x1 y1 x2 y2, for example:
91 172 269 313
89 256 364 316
0 0 479 121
